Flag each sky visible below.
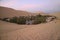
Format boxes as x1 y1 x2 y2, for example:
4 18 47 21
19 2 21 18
0 0 60 13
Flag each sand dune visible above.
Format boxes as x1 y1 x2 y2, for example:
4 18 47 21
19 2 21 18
34 11 48 15
50 12 60 19
0 19 60 40
0 6 46 18
0 6 60 40
0 6 33 18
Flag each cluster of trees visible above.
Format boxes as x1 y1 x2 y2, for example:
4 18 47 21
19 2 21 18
9 16 26 24
0 14 56 25
33 14 46 24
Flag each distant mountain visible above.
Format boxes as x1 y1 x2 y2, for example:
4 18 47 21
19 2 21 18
0 6 32 18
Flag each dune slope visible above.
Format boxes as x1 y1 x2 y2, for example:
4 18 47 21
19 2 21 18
0 19 60 40
0 6 32 18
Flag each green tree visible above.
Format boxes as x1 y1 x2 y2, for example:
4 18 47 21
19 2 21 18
10 16 18 23
33 14 46 24
17 16 26 24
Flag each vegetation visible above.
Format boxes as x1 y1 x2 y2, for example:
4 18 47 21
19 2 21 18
17 16 26 24
33 14 46 24
0 18 2 20
10 16 18 23
0 14 56 25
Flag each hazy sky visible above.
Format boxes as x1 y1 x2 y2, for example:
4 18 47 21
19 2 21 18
0 0 60 13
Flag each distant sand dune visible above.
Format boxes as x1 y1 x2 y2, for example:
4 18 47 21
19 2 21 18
0 6 46 18
50 12 60 19
0 6 33 18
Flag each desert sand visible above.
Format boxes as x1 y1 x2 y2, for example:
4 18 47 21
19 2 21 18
0 18 60 40
0 7 60 40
